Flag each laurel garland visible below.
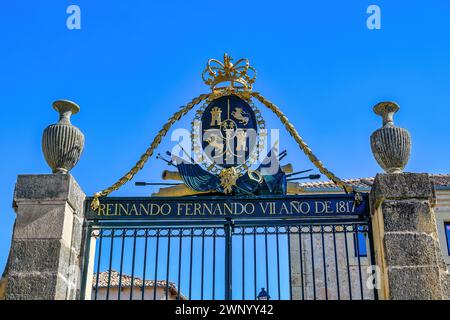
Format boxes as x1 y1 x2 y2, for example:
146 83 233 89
90 90 354 211
90 93 211 210
251 92 354 194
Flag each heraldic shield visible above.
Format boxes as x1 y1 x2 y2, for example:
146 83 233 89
201 95 258 169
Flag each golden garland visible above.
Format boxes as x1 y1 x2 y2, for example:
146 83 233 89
251 92 354 194
90 93 211 210
90 89 354 211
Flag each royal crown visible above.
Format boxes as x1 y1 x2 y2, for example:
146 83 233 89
202 54 257 91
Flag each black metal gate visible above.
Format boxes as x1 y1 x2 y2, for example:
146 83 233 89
80 194 377 300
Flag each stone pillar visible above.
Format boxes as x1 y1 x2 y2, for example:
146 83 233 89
5 174 86 300
370 173 449 300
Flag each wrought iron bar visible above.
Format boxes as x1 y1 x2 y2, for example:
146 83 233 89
153 229 160 300
94 229 103 300
142 229 149 300
332 225 341 300
165 229 171 300
106 230 115 300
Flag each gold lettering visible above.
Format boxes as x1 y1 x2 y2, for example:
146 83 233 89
315 201 326 214
259 202 270 215
97 204 106 216
290 201 300 214
223 203 233 215
160 204 171 216
177 203 184 216
185 203 193 215
106 203 115 216
234 203 245 215
139 203 149 216
203 203 213 215
194 203 203 215
212 204 223 215
280 203 289 215
324 201 333 214
150 204 160 215
118 203 129 216
244 203 255 215
299 202 310 214
129 204 138 216
269 202 276 215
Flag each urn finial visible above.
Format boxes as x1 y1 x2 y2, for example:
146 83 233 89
42 100 85 174
370 101 411 174
373 101 399 127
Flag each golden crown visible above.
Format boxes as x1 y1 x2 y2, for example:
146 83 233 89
202 54 257 91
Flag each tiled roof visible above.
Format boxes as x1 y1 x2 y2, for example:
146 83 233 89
93 270 186 299
297 174 450 191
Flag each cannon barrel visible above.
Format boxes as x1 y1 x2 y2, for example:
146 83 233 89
152 184 210 197
280 163 293 174
162 170 183 181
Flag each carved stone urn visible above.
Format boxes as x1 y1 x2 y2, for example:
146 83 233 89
42 100 85 174
370 101 411 174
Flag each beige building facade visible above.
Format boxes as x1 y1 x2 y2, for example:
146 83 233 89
289 174 450 300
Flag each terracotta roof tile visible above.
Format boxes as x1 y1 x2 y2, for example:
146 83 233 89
298 174 450 190
93 271 186 299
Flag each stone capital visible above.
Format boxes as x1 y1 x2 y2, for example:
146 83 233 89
13 174 85 215
370 173 435 210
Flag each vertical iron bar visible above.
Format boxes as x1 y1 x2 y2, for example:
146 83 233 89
153 228 160 301
177 228 183 301
142 229 149 300
287 226 293 300
165 228 172 300
367 219 379 300
129 229 138 300
332 225 341 300
106 229 115 300
343 225 353 300
298 226 305 300
309 225 316 300
94 229 103 301
80 224 92 300
201 228 205 300
264 226 270 300
189 228 194 300
212 227 216 300
118 229 126 300
253 227 257 300
276 227 281 300
321 225 328 300
242 227 245 300
224 219 233 300
355 224 364 300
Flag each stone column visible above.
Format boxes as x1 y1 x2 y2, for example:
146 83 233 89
5 174 86 300
370 173 449 300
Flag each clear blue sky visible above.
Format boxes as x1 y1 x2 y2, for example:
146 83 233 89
1 0 449 277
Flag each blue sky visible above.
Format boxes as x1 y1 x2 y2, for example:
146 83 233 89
1 0 450 277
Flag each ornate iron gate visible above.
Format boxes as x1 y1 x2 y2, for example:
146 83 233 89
80 194 377 300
